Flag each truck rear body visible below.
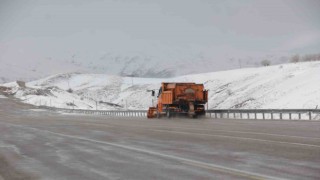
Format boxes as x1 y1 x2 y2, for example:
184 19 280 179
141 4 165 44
147 82 208 118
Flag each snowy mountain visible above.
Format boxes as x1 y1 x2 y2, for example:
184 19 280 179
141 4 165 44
0 50 292 84
0 57 86 84
82 52 291 78
2 61 319 111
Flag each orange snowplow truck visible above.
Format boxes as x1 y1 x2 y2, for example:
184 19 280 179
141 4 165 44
147 82 208 118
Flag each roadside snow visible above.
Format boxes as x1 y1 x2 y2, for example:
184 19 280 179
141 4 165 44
0 95 7 99
1 61 319 110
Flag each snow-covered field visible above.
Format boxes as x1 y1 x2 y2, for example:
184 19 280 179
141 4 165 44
2 61 320 110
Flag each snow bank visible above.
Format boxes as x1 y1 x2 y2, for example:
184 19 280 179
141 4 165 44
0 95 7 99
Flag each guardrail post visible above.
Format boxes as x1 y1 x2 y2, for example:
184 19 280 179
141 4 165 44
262 113 265 120
254 112 257 119
280 113 282 120
233 112 235 119
289 113 292 120
240 113 242 119
309 111 312 120
271 111 273 120
215 113 217 119
247 112 249 119
227 111 229 119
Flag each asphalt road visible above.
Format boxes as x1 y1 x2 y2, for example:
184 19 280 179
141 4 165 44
0 97 319 180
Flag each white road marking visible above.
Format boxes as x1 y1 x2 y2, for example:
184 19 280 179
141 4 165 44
152 129 320 148
0 122 285 180
81 121 320 140
77 122 113 128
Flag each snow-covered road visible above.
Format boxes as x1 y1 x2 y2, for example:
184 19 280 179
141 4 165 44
0 97 320 179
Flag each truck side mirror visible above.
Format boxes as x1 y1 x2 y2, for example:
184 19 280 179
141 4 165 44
151 90 155 96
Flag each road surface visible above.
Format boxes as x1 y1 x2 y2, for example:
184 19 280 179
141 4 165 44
0 96 319 180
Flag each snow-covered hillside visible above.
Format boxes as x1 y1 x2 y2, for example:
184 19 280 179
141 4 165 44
2 61 320 110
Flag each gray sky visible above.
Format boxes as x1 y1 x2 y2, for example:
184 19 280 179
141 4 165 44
0 0 320 65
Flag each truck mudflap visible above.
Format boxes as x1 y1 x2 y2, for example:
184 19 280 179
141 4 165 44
147 107 157 118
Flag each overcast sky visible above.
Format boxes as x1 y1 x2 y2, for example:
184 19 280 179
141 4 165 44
0 0 319 64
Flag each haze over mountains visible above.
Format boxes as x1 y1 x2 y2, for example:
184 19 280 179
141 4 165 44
0 51 292 83
1 0 319 83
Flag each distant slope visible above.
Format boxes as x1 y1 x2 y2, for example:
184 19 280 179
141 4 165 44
2 61 320 110
0 51 292 83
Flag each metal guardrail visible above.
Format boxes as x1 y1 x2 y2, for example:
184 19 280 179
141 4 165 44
206 109 320 120
56 108 148 117
54 108 320 120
